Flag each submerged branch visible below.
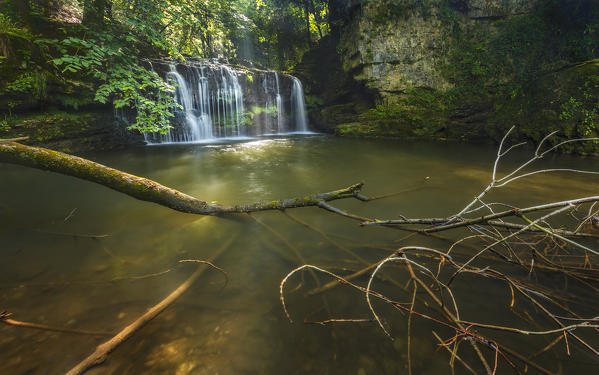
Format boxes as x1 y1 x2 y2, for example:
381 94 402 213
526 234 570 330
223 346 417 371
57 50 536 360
66 240 232 375
0 311 112 336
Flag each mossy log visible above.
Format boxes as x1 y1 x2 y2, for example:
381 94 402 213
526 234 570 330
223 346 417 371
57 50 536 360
0 141 364 215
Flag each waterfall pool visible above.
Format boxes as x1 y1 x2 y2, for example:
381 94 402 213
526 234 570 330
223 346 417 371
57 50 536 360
1 135 598 374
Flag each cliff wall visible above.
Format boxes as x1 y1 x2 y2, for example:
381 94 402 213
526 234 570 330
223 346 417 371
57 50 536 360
299 0 599 153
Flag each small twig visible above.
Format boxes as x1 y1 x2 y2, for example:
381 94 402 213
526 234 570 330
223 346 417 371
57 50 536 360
448 206 574 284
432 331 479 375
527 335 564 360
35 229 111 239
407 283 418 375
519 214 599 256
1 311 112 336
355 184 430 202
64 208 78 222
456 320 599 335
317 201 371 221
304 318 374 326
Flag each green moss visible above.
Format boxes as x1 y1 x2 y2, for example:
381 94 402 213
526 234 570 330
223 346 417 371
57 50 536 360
305 95 324 108
335 88 451 138
3 110 96 143
364 0 433 23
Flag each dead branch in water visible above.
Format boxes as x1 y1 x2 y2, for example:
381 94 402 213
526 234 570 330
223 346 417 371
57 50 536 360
65 239 232 375
0 311 112 336
279 130 599 374
3 131 599 374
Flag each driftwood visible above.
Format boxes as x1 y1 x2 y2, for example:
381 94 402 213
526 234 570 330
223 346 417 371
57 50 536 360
65 240 232 375
0 141 364 215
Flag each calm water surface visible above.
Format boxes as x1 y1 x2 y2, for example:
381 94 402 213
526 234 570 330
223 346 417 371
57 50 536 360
1 135 598 374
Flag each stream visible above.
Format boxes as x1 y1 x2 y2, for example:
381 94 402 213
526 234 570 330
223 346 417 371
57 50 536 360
1 135 598 374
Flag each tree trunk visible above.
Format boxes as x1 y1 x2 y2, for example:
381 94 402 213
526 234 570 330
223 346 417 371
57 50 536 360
303 1 311 44
0 141 364 215
310 0 323 39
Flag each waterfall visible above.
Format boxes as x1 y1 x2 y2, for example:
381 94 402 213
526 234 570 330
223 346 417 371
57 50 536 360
141 59 310 144
275 72 284 133
291 77 309 133
262 72 275 134
260 71 286 134
169 65 203 142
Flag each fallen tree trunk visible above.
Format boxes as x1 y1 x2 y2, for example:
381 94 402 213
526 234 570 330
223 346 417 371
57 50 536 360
0 141 363 215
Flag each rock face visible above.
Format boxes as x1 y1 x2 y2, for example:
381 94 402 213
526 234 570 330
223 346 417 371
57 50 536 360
340 6 452 99
298 0 599 152
293 33 375 133
3 109 145 155
465 0 533 18
335 0 536 100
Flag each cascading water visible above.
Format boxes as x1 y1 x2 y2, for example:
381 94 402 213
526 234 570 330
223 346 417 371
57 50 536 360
291 77 309 133
168 65 204 142
142 59 311 144
275 72 284 133
260 71 288 134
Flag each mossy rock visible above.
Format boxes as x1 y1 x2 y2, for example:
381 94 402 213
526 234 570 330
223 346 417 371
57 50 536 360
2 109 144 154
334 88 452 138
321 103 363 124
5 111 94 143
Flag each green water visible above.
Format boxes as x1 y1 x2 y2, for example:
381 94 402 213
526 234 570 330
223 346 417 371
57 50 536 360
1 135 598 374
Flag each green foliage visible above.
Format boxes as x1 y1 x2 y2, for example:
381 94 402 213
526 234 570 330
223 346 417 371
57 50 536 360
229 0 330 70
96 64 180 134
338 89 451 138
0 109 97 142
0 118 10 133
560 75 599 137
36 32 179 133
1 0 333 137
243 104 279 126
56 95 93 110
5 73 35 92
444 0 599 91
434 0 599 152
305 94 324 108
